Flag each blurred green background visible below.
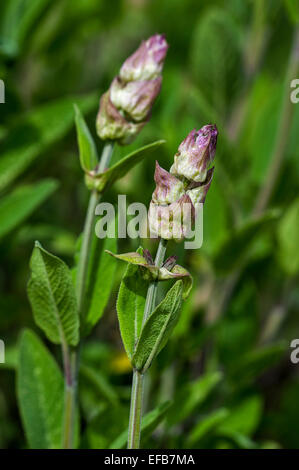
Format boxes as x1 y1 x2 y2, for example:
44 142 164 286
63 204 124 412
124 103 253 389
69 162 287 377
1 0 299 449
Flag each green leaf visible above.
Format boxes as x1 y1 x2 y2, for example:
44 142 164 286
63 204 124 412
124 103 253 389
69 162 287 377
132 281 183 372
277 197 299 275
229 342 286 384
109 401 171 449
116 248 148 360
244 77 282 185
190 8 242 115
74 103 98 172
88 140 165 193
0 0 51 56
218 396 263 437
0 179 58 239
284 0 299 23
213 210 279 274
106 250 192 299
168 371 222 426
27 241 79 346
17 329 64 449
159 264 193 300
82 230 117 335
80 364 119 406
0 94 97 192
188 408 229 445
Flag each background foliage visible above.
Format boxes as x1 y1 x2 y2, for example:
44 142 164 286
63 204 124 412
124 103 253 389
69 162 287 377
1 0 299 449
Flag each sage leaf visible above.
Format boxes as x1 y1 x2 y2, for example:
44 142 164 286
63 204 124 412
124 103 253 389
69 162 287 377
159 264 193 300
80 364 119 406
106 249 192 298
88 140 165 193
0 179 58 240
187 408 229 446
0 0 51 57
132 280 183 372
27 241 79 346
218 396 262 438
168 371 222 426
0 94 97 192
17 329 64 449
213 210 279 274
74 103 98 172
116 248 148 360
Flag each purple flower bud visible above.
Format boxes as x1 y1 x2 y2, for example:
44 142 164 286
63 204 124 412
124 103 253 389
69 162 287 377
96 92 145 145
170 124 218 183
110 76 162 122
152 161 185 204
186 167 215 206
120 34 169 82
96 34 168 145
148 194 195 241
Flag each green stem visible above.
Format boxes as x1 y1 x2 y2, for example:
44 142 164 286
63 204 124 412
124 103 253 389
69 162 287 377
76 189 99 316
127 238 168 449
127 370 144 449
62 342 75 449
62 141 114 449
97 141 114 173
62 383 75 448
77 141 115 316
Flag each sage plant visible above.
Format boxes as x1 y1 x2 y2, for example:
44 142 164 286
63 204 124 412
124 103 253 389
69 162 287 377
25 35 168 449
108 124 218 448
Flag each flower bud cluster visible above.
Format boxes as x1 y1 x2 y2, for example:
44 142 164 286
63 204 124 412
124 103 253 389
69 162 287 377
149 125 218 240
96 35 168 145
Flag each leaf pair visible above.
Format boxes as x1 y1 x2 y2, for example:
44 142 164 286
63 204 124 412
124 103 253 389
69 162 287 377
74 104 165 193
107 249 193 300
113 248 188 373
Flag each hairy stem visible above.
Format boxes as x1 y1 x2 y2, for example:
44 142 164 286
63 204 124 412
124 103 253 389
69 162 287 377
62 141 114 449
127 238 168 449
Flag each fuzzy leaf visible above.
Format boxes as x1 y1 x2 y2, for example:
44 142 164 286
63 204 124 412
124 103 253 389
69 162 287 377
87 140 165 193
132 280 183 372
27 242 79 346
17 329 64 449
74 104 98 172
159 264 193 300
106 249 192 298
106 250 149 266
116 248 148 360
0 179 58 239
